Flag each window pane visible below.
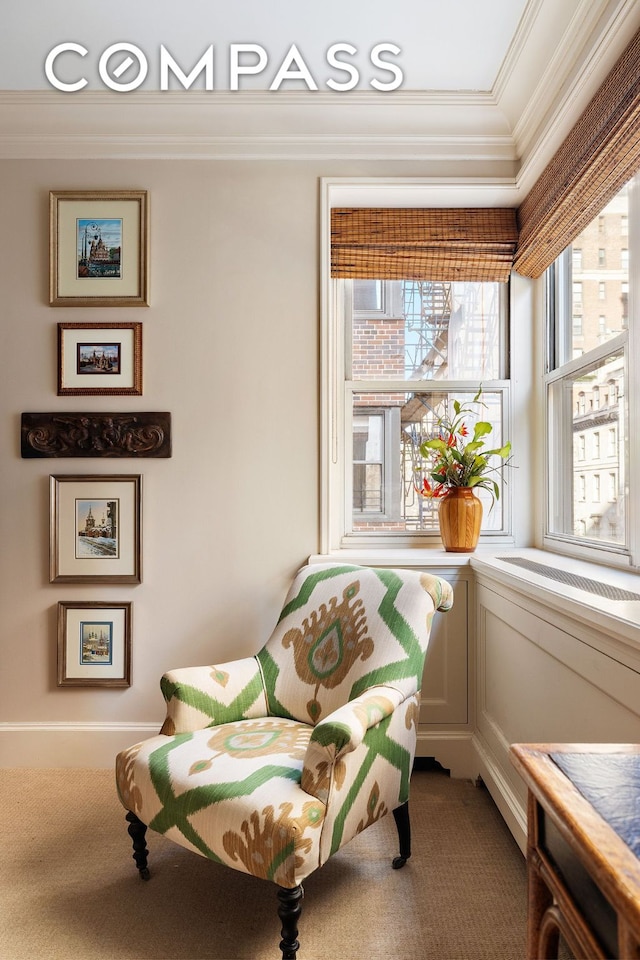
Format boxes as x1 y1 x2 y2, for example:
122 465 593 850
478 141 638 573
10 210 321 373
547 351 625 545
566 185 629 363
351 390 506 533
351 280 503 381
353 414 384 513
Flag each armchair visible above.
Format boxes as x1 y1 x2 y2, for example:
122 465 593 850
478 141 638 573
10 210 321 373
116 562 453 958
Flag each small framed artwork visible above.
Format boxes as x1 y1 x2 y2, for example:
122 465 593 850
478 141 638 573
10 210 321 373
58 322 143 395
49 190 149 307
57 600 132 687
50 474 141 583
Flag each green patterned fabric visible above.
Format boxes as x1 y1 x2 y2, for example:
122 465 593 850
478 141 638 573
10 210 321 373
116 563 453 888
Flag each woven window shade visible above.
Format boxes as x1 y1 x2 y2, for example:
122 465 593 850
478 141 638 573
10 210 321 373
515 27 640 279
331 208 518 283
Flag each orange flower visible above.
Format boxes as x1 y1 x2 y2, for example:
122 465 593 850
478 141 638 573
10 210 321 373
417 478 446 499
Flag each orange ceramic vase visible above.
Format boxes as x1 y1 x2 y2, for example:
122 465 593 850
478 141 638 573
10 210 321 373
438 487 483 552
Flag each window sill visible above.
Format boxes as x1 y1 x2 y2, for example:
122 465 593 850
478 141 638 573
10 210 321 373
471 548 640 656
309 546 483 569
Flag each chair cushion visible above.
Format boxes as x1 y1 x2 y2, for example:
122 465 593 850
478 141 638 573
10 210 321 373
116 717 325 888
257 564 446 724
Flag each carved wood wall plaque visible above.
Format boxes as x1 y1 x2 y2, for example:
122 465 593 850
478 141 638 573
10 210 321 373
21 412 172 458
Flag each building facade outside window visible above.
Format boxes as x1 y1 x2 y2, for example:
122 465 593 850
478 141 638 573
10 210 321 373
544 176 637 563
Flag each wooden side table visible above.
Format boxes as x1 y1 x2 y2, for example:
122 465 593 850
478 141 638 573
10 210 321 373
510 743 640 959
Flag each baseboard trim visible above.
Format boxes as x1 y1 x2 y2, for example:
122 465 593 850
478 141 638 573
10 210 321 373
415 730 478 780
472 733 527 854
0 722 160 768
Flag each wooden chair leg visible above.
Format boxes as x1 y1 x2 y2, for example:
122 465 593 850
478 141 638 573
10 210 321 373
392 801 411 868
277 884 303 959
126 811 150 880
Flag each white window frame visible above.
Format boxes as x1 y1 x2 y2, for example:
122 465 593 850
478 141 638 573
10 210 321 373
542 174 640 568
319 178 526 555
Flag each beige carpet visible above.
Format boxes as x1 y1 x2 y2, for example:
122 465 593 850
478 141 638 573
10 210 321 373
0 766 530 960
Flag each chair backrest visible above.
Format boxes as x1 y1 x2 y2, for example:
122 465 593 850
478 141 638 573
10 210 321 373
256 563 453 725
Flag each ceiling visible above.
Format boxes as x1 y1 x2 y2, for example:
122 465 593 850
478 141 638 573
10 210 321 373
1 0 532 92
0 0 639 198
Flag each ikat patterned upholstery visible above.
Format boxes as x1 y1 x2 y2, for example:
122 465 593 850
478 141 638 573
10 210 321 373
116 563 453 891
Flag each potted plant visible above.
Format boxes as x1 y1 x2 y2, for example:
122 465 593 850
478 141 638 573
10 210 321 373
417 388 512 552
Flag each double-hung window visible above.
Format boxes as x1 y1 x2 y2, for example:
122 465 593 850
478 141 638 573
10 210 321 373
327 275 512 548
544 176 638 563
323 202 519 552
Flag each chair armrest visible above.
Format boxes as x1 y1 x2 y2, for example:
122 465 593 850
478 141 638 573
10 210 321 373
301 685 404 800
159 656 268 735
421 571 454 613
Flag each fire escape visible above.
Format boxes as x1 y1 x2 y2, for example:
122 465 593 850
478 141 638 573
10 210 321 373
398 280 500 528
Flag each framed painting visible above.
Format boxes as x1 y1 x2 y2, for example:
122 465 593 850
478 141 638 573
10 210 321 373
50 474 142 583
58 322 143 395
57 600 132 687
49 190 149 306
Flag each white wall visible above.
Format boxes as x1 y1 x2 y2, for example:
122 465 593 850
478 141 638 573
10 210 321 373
0 158 329 761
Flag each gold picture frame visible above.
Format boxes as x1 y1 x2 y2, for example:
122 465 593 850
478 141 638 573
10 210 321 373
57 600 132 687
58 322 143 395
49 190 149 307
50 474 142 583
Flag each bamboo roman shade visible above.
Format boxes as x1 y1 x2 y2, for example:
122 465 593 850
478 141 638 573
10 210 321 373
515 27 640 279
331 208 519 283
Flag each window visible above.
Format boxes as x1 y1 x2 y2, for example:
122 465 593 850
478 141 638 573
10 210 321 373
353 413 384 514
573 281 583 307
324 198 522 553
545 178 635 560
331 277 511 545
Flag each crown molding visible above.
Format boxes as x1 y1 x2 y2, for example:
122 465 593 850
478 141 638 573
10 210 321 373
0 89 497 108
515 0 640 194
1 0 638 181
508 0 610 158
514 0 640 172
0 89 514 163
492 0 546 107
0 132 517 163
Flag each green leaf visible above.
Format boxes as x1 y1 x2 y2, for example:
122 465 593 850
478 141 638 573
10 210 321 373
421 438 447 453
483 443 511 459
473 421 493 440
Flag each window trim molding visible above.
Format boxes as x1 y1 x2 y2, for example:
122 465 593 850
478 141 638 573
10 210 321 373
543 337 629 565
320 177 521 555
541 169 640 570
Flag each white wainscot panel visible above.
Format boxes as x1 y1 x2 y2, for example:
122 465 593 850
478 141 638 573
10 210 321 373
416 572 474 778
474 582 640 851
